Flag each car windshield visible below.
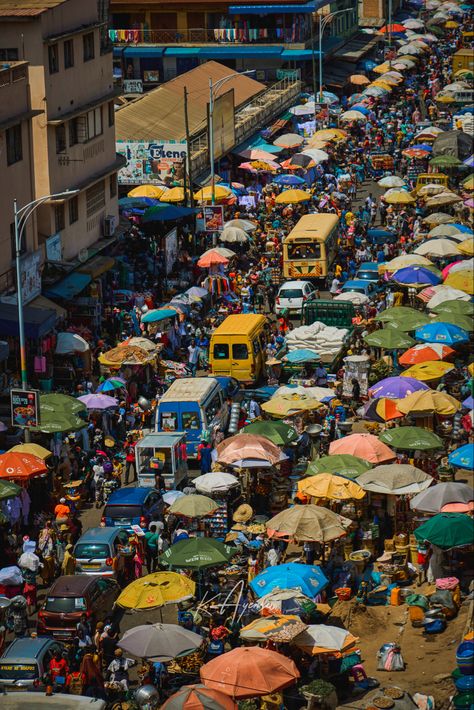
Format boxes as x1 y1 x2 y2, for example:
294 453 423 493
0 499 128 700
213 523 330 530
0 663 38 680
280 289 304 299
104 505 141 520
346 287 365 294
357 271 377 280
74 543 109 559
45 596 86 613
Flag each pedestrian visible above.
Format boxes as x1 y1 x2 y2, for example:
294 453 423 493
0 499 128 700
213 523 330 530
144 523 159 573
197 439 212 475
38 521 56 586
61 544 76 575
187 338 201 377
107 648 135 691
123 434 136 485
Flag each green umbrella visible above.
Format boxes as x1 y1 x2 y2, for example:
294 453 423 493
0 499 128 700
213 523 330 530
375 306 426 323
379 426 444 451
159 538 234 570
0 480 21 501
243 421 298 446
429 155 462 168
364 329 415 350
414 513 474 549
29 393 87 434
432 313 474 332
39 393 86 415
306 454 371 479
430 300 474 317
384 312 431 332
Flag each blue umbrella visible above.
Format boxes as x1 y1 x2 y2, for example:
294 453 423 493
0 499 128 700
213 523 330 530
141 308 177 324
448 444 474 471
415 322 470 345
462 395 474 409
351 105 370 115
118 197 159 208
447 223 472 233
250 563 328 598
410 144 433 152
392 266 442 286
273 175 306 186
96 377 126 393
360 59 377 70
142 204 197 223
463 155 474 168
283 349 321 364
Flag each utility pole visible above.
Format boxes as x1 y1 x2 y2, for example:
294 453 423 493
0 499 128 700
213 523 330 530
184 86 196 254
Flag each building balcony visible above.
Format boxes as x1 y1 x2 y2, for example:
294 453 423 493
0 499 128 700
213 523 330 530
109 27 310 48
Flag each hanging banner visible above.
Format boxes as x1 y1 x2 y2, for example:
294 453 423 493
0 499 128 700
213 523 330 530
116 140 187 185
11 388 41 428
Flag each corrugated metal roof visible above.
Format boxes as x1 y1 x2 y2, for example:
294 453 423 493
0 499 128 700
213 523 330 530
0 0 67 15
115 61 265 142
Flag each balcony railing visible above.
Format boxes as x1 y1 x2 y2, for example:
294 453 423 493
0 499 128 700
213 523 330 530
109 27 310 45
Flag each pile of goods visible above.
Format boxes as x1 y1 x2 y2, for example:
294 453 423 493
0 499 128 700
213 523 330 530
286 322 349 359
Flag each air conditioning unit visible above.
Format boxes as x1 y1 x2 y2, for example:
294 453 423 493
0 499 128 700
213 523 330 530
103 214 116 237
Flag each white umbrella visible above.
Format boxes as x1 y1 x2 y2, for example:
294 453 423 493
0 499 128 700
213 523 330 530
200 247 236 260
223 219 256 232
414 238 461 257
118 623 203 661
417 183 447 197
194 472 240 495
289 104 315 116
357 464 433 495
55 332 90 354
340 110 366 122
378 175 406 188
275 385 336 401
428 224 467 238
415 126 444 139
220 227 249 243
333 291 369 304
301 148 329 163
426 286 471 309
448 258 474 274
403 19 425 29
293 625 356 652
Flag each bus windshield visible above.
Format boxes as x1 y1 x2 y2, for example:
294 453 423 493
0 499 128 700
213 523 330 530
287 242 321 260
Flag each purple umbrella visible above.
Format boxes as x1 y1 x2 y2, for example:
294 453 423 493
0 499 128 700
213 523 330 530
392 266 442 286
77 393 118 409
369 376 430 400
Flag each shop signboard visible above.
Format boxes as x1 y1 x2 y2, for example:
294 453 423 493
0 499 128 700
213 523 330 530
2 249 43 305
116 140 187 185
123 79 143 93
203 205 224 232
10 388 41 428
45 233 62 261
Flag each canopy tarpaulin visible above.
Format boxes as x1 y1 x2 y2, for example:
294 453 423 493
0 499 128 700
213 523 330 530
432 130 472 160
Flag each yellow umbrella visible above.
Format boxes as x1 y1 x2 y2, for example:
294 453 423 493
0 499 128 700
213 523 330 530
9 444 52 459
457 238 474 256
298 473 366 500
397 390 461 416
372 62 391 74
116 572 195 610
159 187 191 203
397 55 420 63
462 174 474 191
128 185 164 199
370 81 393 91
444 270 474 294
312 129 347 142
469 363 474 377
385 254 433 270
240 615 308 642
349 74 370 85
262 394 323 418
445 20 459 28
275 189 311 204
401 361 455 381
384 190 416 204
193 185 232 202
436 95 456 104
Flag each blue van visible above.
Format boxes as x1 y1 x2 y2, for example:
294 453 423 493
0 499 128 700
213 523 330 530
156 377 229 457
102 487 164 531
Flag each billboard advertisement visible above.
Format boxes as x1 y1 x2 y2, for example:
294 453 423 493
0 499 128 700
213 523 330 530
11 388 41 428
208 89 235 161
203 206 224 232
116 140 187 185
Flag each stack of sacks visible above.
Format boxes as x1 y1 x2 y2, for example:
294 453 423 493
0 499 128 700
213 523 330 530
286 322 348 358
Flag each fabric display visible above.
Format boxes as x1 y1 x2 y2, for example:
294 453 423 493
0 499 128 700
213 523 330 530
201 275 231 295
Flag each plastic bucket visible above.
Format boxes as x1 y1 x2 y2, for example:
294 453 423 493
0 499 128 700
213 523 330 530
455 676 474 693
457 641 474 676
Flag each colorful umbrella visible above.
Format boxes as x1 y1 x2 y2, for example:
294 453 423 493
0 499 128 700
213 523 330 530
96 377 127 393
0 480 21 501
162 684 237 710
169 494 219 518
273 133 304 149
200 647 300 699
385 254 433 270
197 252 229 268
159 538 234 570
448 444 474 470
275 189 311 204
399 343 455 365
159 187 191 203
414 239 461 258
375 307 430 331
415 322 469 345
116 572 195 610
329 433 395 464
194 185 232 202
305 454 371 479
379 426 443 450
261 394 324 418
401 361 455 381
250 563 328 599
9 444 51 460
357 464 432 494
458 238 474 256
432 312 474 331
242 420 298 446
410 482 474 513
128 184 164 199
361 398 403 423
396 390 461 415
392 266 442 286
256 590 317 616
216 434 282 466
240 615 308 643
273 174 306 186
29 393 87 434
364 329 415 350
426 285 471 309
266 504 348 542
297 474 365 500
444 270 474 294
142 205 197 222
414 513 474 549
369 376 429 400
384 190 416 204
118 623 203 661
293 625 358 656
141 309 177 324
77 393 118 410
0 452 47 480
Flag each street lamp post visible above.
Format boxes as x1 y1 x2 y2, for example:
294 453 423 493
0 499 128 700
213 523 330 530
318 8 355 102
14 190 79 390
208 71 254 205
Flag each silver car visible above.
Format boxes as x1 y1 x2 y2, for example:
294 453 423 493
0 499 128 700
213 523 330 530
0 637 65 690
74 526 130 577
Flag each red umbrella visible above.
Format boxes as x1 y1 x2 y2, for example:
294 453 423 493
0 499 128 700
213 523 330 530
0 452 47 480
162 684 237 710
380 24 406 33
197 251 229 268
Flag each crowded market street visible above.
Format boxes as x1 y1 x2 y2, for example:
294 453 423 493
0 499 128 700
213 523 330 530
0 2 473 710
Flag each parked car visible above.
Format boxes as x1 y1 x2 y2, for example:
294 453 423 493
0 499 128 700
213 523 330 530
355 262 383 284
73 527 130 577
340 280 379 298
37 575 120 640
101 487 164 531
0 637 65 690
276 281 317 315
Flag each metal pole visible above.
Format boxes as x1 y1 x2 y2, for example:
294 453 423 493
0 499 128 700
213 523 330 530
209 78 215 206
310 11 317 103
318 17 324 101
388 0 392 49
14 199 28 391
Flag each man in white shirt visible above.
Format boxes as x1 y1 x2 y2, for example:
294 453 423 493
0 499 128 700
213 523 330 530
187 338 201 377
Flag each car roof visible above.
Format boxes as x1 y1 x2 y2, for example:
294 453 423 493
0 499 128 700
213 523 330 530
343 280 369 288
106 487 155 505
75 527 121 543
2 637 54 660
280 280 312 288
358 262 378 269
48 575 96 597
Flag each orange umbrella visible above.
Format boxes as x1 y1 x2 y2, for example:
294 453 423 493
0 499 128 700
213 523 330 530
399 343 455 366
216 434 282 466
162 685 237 710
200 647 300 699
375 398 404 421
0 452 47 480
197 251 229 268
349 74 370 85
329 433 395 464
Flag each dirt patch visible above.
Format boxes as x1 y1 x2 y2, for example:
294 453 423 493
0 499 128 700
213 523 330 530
330 600 401 639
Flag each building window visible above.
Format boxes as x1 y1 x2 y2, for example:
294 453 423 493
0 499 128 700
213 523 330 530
69 195 79 224
70 106 102 144
83 32 95 61
55 203 65 232
56 124 66 153
0 48 18 61
108 100 115 127
6 123 22 165
69 118 78 146
110 174 117 198
48 44 59 73
86 180 105 218
64 38 74 68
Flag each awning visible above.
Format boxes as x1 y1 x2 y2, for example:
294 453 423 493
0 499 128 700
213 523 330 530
199 46 283 59
233 133 283 154
44 272 91 300
29 295 67 321
0 341 9 362
0 303 56 339
281 49 322 61
78 255 116 279
229 1 325 14
115 46 164 58
164 47 201 57
333 32 379 63
321 60 356 87
261 111 292 140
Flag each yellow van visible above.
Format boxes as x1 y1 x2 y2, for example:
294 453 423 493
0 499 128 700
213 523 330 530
209 314 268 384
415 173 449 191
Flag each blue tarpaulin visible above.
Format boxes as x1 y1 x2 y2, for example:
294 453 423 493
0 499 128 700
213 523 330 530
281 49 322 60
199 46 283 59
229 1 326 13
113 47 164 58
0 303 57 339
45 272 91 300
164 47 202 57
